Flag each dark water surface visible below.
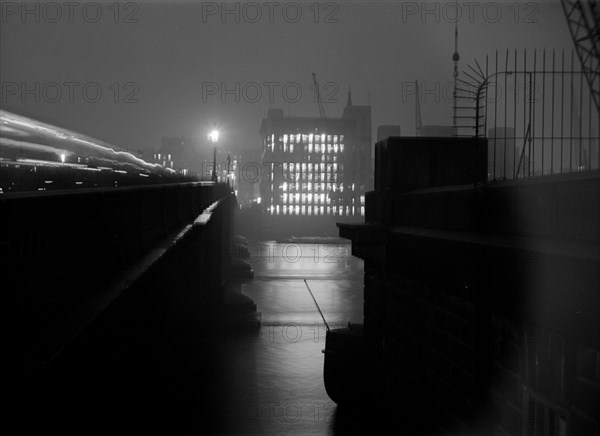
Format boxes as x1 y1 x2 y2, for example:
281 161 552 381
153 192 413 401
25 242 375 435
222 242 365 435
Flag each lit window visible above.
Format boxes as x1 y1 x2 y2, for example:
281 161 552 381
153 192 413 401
321 134 326 142
320 206 325 215
301 206 306 215
283 182 287 191
276 205 280 215
290 144 294 153
361 206 365 216
295 205 300 215
360 195 365 204
283 193 288 203
340 144 344 153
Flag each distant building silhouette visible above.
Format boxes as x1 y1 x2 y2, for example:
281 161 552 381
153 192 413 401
418 125 457 137
377 125 401 142
155 136 202 174
234 147 262 208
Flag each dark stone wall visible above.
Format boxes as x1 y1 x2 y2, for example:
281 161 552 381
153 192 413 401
2 182 234 384
339 136 600 435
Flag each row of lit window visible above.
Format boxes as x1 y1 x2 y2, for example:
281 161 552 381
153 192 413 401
282 133 343 144
277 173 339 184
268 205 364 216
280 193 365 205
266 173 342 186
281 182 345 192
282 143 344 154
282 162 342 172
307 154 338 163
282 193 331 205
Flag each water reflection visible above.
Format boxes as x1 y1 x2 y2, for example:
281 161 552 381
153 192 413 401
219 242 364 435
28 242 367 435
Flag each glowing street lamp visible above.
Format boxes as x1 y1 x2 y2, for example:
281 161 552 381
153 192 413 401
208 128 219 182
208 129 219 143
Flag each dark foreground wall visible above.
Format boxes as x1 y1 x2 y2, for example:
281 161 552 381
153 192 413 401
1 182 235 395
339 136 600 435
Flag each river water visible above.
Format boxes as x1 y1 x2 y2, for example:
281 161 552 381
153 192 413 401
28 242 374 435
219 241 365 435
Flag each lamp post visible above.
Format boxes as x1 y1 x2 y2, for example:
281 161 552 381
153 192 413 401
208 128 219 182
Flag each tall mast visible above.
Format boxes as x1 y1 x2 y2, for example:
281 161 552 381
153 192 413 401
452 4 460 130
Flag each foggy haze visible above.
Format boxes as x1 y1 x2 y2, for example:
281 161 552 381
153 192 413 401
1 1 572 155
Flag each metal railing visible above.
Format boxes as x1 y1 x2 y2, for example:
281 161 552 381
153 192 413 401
454 49 600 181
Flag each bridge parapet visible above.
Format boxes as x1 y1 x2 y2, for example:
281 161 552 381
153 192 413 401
2 182 235 375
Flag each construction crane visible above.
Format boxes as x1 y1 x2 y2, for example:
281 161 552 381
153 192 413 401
415 80 422 136
312 72 326 118
561 0 600 113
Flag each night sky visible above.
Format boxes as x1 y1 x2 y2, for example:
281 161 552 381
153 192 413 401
1 1 572 157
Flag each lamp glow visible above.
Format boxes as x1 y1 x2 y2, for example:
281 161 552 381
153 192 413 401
208 130 219 143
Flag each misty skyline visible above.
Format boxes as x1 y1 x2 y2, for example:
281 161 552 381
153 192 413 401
1 1 572 156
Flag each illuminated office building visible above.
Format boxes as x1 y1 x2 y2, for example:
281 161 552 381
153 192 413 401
259 94 371 220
